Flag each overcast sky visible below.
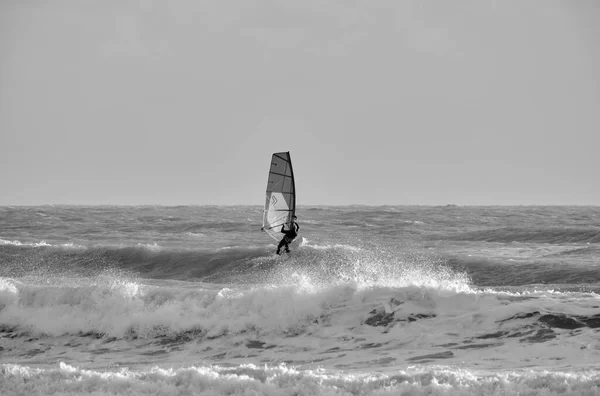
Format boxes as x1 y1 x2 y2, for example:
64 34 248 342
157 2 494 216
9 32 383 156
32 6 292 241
1 0 599 206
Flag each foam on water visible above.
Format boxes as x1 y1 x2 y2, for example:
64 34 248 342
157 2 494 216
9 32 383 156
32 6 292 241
2 362 600 396
0 278 19 308
0 238 51 247
2 265 599 374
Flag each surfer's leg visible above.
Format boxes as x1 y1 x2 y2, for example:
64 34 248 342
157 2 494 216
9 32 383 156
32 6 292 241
276 239 286 254
285 238 292 253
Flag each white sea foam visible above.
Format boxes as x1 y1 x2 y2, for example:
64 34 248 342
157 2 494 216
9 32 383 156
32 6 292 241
0 238 50 247
59 242 87 249
137 242 161 251
1 273 600 394
302 242 363 252
185 232 205 238
0 238 85 249
1 362 599 396
0 278 19 308
2 274 597 356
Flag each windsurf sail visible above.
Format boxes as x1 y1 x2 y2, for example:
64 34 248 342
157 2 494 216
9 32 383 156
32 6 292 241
262 151 296 241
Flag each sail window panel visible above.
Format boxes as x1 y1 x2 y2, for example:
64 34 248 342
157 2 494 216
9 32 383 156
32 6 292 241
264 194 274 211
268 192 286 210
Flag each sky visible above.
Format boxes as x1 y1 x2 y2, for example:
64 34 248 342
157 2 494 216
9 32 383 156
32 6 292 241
1 0 599 206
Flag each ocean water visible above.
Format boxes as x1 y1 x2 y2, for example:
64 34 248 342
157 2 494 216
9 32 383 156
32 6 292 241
1 205 600 395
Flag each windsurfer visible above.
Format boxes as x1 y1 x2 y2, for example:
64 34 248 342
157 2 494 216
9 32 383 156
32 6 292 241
277 215 300 254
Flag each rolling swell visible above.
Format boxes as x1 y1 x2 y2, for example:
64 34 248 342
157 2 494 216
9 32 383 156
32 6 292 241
3 241 599 288
0 244 267 281
447 256 600 287
444 227 600 244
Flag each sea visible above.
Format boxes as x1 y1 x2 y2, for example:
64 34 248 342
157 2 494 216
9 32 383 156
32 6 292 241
1 205 600 395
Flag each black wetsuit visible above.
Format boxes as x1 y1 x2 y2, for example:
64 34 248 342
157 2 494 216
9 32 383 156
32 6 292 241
277 221 300 254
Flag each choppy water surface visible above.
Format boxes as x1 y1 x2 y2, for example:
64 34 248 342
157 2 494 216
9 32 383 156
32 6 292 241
1 205 600 395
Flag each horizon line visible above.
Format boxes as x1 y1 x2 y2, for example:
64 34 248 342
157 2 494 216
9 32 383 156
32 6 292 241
1 203 598 208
